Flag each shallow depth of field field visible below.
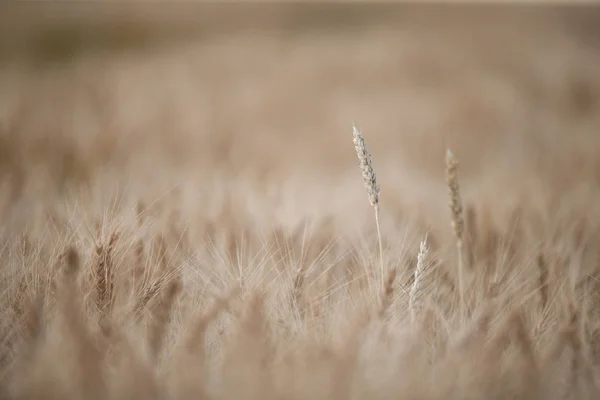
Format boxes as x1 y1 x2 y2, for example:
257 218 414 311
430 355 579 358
2 4 600 399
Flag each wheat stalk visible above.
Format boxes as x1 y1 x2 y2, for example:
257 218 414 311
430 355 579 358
93 232 118 317
446 149 465 319
352 122 383 291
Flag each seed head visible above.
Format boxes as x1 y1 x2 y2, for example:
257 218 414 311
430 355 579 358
446 149 464 240
353 123 380 208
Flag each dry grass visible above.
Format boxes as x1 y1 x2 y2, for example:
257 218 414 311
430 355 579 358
2 4 600 400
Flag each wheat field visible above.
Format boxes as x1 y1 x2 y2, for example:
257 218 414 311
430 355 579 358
2 4 600 399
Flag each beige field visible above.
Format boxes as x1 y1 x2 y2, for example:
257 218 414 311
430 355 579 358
2 4 600 399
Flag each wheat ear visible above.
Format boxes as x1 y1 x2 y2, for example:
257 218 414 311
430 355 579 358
352 123 383 291
94 232 118 322
409 234 429 324
446 149 465 318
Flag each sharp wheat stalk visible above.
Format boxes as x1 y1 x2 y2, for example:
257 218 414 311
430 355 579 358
352 122 383 291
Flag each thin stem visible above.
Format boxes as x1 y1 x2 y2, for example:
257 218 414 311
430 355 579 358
375 205 384 292
457 238 464 321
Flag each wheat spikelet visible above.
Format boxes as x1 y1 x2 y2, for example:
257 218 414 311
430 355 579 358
291 257 308 316
135 280 161 317
352 122 384 291
134 234 172 316
409 234 429 324
446 150 464 240
93 232 118 317
446 149 466 318
352 123 379 208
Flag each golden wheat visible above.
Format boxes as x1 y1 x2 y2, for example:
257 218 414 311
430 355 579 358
1 7 600 400
352 123 384 292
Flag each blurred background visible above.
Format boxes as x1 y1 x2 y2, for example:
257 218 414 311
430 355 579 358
2 3 600 236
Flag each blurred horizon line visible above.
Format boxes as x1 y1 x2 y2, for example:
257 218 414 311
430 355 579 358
1 2 600 65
